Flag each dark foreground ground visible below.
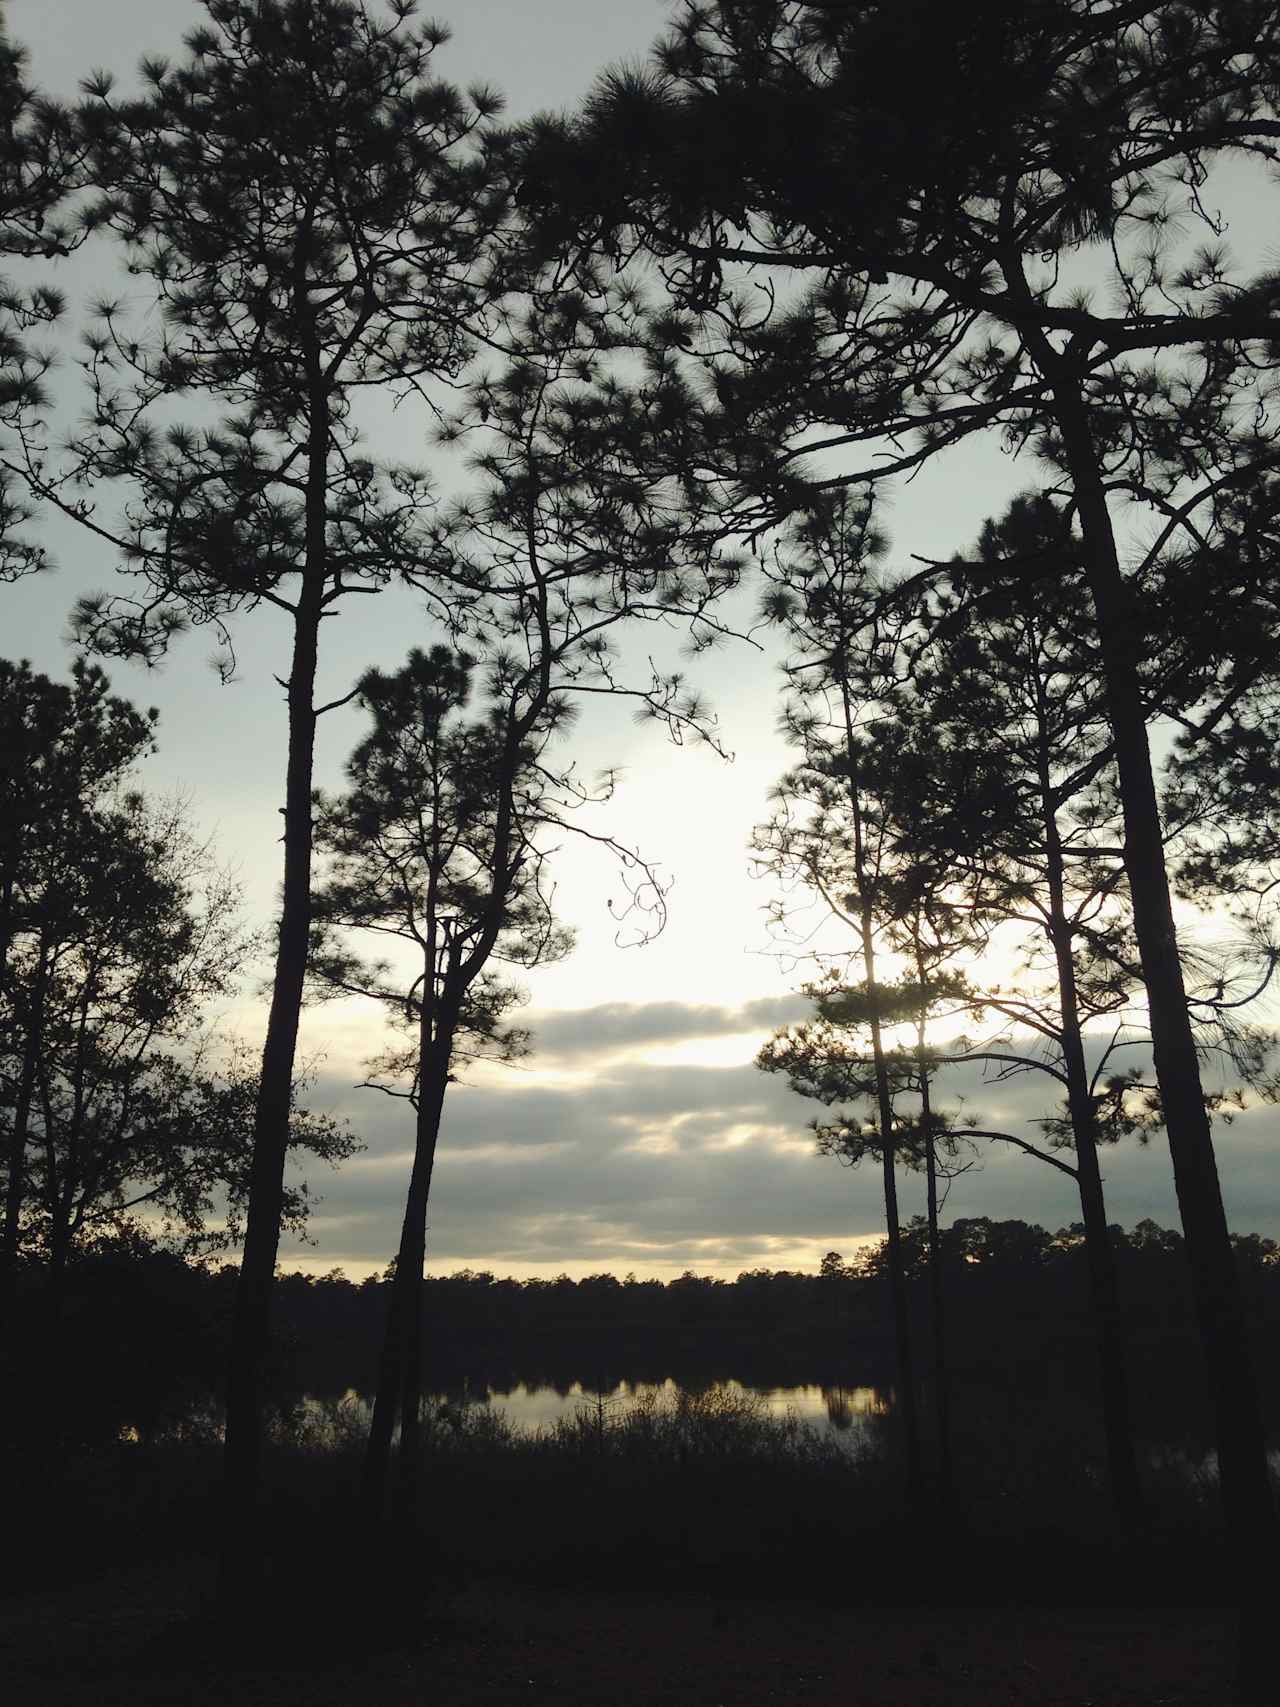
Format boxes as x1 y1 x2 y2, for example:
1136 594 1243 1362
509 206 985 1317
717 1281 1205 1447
0 1558 1230 1707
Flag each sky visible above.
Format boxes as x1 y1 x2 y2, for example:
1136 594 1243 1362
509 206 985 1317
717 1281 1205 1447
6 0 1280 1279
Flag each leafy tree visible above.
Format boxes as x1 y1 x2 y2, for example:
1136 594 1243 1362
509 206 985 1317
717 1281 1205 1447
0 677 357 1477
11 1022 353 1284
1 752 354 1305
0 667 359 1458
0 657 156 1310
6 790 242 1294
0 656 155 988
48 0 510 1580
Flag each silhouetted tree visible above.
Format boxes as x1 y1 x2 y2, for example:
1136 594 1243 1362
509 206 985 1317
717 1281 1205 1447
0 699 352 1311
0 683 356 1465
0 656 155 988
759 967 977 1495
311 646 575 1529
757 506 1043 1501
315 273 734 1525
893 894 978 1504
909 494 1280 1518
0 26 84 579
7 790 240 1301
753 494 945 1497
902 496 1154 1519
51 0 510 1595
1164 592 1280 992
0 657 155 1314
514 7 1280 1677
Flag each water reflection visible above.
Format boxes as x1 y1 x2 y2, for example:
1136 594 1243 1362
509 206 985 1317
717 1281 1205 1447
120 1377 894 1447
821 1385 891 1431
382 1377 890 1438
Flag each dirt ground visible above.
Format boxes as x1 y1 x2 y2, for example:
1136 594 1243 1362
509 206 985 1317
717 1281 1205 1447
0 1559 1233 1706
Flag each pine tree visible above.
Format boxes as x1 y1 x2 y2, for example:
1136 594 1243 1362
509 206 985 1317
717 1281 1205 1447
0 26 84 579
314 271 735 1529
514 8 1280 1677
0 658 155 1313
311 647 574 1529
752 494 939 1497
902 496 1151 1519
56 0 509 1602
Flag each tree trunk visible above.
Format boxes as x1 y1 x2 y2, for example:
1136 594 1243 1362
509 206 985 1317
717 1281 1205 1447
1054 374 1275 1692
361 1009 453 1536
46 1214 69 1326
33 1209 73 1466
359 1273 403 1523
917 1048 952 1504
220 577 325 1608
872 1057 920 1494
1036 743 1144 1523
837 675 921 1496
0 951 46 1323
393 1043 451 1537
0 869 15 1003
855 895 921 1496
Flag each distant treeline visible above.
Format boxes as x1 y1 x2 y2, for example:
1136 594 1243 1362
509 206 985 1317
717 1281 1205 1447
7 1216 1277 1453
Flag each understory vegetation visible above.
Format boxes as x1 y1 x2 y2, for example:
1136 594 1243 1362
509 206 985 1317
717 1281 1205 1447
11 1371 1270 1622
4 1219 1276 1616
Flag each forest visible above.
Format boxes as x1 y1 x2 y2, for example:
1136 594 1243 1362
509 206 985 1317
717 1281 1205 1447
9 1214 1279 1432
3 2 1280 1703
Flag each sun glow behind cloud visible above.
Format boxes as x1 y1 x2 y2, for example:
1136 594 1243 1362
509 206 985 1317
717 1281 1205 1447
623 1033 770 1072
277 979 1280 1283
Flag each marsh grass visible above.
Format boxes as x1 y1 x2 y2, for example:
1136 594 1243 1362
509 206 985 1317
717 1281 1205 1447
8 1380 1271 1613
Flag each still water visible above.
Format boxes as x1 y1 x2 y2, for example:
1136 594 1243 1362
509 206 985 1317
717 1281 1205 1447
302 1378 891 1439
473 1378 888 1435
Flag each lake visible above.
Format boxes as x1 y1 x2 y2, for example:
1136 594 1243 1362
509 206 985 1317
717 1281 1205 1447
295 1377 892 1441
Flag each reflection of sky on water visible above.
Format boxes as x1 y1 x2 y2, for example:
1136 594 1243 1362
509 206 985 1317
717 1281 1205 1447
452 1378 891 1437
155 1378 895 1449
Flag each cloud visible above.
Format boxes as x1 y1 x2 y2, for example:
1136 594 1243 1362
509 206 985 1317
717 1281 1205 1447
521 995 809 1060
284 999 1280 1277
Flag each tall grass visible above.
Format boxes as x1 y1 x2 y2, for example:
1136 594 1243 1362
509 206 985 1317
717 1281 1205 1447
10 1380 1276 1607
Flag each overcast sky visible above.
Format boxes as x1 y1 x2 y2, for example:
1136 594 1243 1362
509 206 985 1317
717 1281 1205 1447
7 0 1278 1279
